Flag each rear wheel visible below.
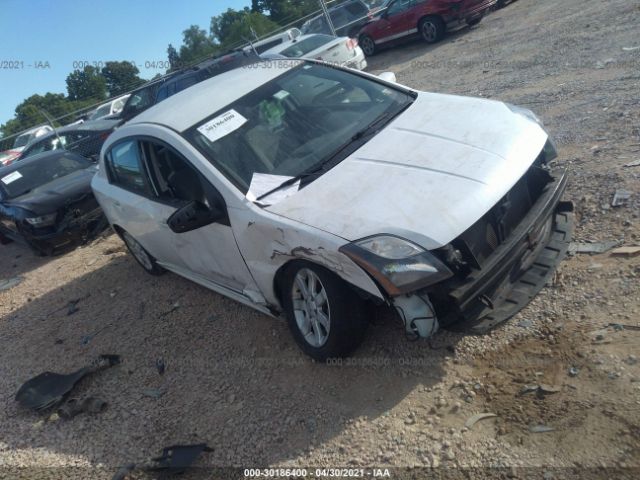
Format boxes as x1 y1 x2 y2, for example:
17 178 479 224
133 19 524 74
419 16 445 44
359 34 376 56
282 262 368 361
121 230 164 275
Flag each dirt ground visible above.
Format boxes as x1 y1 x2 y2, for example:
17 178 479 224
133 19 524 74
1 0 639 478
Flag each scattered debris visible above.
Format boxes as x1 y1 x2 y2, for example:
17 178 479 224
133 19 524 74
622 46 640 51
568 366 580 377
112 444 213 480
15 355 120 411
464 413 497 429
86 257 99 266
611 246 640 258
155 358 166 376
518 384 562 396
529 425 555 433
611 189 632 207
66 294 91 316
568 240 622 255
624 159 640 167
58 396 107 419
0 276 23 292
607 323 640 331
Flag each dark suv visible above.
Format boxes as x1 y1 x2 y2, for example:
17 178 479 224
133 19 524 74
114 50 260 125
301 0 371 38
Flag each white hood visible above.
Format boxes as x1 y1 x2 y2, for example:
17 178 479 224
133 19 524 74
267 92 549 249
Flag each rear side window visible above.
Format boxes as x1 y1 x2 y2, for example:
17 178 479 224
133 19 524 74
107 140 149 194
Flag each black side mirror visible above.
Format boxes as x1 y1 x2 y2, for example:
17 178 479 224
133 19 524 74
167 201 224 233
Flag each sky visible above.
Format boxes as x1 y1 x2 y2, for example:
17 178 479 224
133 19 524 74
0 0 249 127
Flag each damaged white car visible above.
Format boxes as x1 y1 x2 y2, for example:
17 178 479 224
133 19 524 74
92 60 572 360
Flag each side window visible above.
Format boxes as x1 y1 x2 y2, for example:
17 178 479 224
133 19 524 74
387 0 413 16
107 140 150 194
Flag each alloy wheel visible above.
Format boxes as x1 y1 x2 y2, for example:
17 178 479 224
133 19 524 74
291 268 331 348
123 232 153 271
421 22 438 42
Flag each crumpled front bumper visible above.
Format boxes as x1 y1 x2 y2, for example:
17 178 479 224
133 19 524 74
25 207 106 251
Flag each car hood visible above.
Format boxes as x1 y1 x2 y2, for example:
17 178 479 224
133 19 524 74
267 92 549 249
6 167 96 215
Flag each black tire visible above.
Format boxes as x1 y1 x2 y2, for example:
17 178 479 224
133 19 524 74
121 230 165 276
419 16 446 44
359 34 377 57
282 261 367 361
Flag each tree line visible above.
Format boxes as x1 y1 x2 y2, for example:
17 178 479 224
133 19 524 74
1 0 334 148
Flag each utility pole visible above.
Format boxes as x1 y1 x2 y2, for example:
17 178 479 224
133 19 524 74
318 0 337 36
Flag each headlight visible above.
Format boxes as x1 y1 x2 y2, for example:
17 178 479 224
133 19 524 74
339 235 453 296
543 137 558 162
25 213 57 227
506 103 544 127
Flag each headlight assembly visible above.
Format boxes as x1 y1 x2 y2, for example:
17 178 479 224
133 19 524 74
25 213 57 227
339 235 453 296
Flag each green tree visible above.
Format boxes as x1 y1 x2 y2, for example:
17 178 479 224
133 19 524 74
167 43 181 71
211 8 280 47
251 0 319 25
101 61 143 96
178 25 219 66
66 66 107 102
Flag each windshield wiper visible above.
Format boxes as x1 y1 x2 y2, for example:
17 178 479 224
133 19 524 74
255 100 414 203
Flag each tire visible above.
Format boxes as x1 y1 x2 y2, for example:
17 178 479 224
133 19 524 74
419 16 445 44
121 230 165 275
359 34 376 57
282 262 368 361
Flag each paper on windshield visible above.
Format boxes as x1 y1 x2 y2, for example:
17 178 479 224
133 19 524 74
1 171 22 185
246 173 300 206
197 109 247 143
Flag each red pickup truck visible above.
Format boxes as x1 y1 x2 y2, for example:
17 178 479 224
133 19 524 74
358 0 497 56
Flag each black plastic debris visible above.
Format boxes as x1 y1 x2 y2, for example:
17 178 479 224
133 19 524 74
15 355 120 411
111 444 213 480
156 358 166 376
149 444 213 473
58 396 107 419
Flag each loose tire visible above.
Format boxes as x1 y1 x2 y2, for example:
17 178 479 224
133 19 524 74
419 16 445 44
121 230 164 275
282 262 367 361
359 34 376 57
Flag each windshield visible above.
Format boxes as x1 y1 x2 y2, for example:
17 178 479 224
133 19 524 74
0 154 90 199
91 104 112 119
13 133 31 148
186 63 413 193
279 35 335 57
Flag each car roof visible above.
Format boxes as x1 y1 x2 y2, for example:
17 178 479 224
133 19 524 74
129 59 300 132
0 150 88 175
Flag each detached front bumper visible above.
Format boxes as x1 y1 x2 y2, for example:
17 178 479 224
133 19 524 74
435 169 573 332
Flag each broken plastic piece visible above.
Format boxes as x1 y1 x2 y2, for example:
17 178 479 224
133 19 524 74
529 424 555 433
611 246 640 258
15 354 120 411
149 444 213 473
0 276 23 292
464 413 497 429
611 189 632 207
568 240 622 255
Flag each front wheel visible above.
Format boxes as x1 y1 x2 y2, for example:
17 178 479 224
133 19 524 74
121 230 165 275
419 16 445 44
359 34 376 56
282 262 368 361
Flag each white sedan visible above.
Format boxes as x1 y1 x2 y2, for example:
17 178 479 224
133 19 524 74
261 33 367 71
92 60 571 360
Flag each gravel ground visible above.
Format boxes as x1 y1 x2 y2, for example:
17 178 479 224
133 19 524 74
1 0 639 478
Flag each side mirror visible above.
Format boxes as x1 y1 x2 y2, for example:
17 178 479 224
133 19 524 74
378 71 397 83
167 201 224 233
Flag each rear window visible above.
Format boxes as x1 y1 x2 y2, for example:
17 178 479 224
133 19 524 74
0 154 90 199
279 35 335 58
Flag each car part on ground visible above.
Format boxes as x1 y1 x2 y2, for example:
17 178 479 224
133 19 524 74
92 59 572 360
111 443 213 479
15 354 120 411
359 0 497 56
0 150 108 256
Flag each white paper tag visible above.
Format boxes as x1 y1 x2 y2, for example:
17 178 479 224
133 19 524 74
273 90 290 100
246 173 300 206
197 109 247 143
1 171 22 185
